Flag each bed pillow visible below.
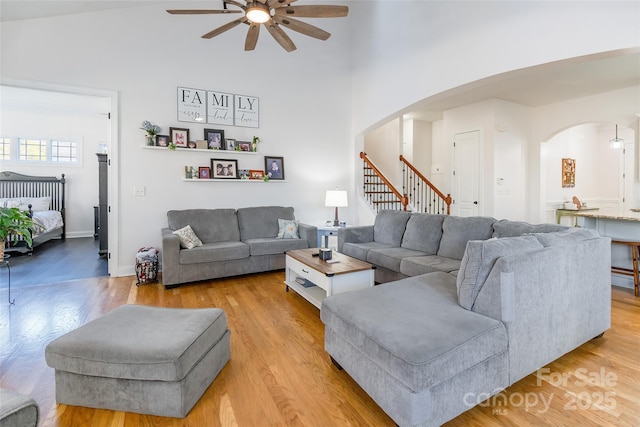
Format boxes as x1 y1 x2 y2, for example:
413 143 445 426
277 219 300 239
26 197 51 212
0 197 51 211
173 225 203 249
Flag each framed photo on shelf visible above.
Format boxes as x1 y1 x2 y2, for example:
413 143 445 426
237 141 251 152
225 138 236 151
205 128 225 150
170 127 190 148
264 156 284 180
238 169 250 179
211 159 238 179
198 167 211 179
155 135 169 147
249 169 264 180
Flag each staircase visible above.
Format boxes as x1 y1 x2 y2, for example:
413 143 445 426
400 155 452 215
360 152 451 215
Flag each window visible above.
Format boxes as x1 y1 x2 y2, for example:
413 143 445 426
0 137 79 164
0 138 10 160
51 140 77 162
19 138 47 161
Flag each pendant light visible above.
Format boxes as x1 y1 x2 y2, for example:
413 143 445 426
610 124 624 149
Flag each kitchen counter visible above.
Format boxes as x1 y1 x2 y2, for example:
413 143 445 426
575 210 640 222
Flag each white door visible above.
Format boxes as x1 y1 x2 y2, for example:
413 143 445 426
453 131 480 216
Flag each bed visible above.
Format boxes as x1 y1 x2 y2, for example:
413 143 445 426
0 171 66 255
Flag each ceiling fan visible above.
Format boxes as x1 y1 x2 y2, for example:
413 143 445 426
167 1 348 52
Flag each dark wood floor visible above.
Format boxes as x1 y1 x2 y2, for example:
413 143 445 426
2 237 108 289
0 272 638 427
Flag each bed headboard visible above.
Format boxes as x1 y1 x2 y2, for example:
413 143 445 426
0 171 66 237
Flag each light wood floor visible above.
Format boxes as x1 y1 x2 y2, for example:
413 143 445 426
0 273 638 427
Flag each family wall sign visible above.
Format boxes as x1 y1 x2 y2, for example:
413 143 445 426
177 86 259 128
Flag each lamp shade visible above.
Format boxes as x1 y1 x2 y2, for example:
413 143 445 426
325 190 348 207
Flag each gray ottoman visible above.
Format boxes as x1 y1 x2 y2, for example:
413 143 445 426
0 388 39 427
45 305 230 418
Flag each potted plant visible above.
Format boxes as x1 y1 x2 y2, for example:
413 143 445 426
0 207 34 259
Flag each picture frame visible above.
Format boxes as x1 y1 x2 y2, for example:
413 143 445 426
237 141 251 152
211 159 238 179
170 127 190 148
562 158 576 188
204 128 225 150
249 170 264 180
155 135 169 147
238 169 250 179
225 138 236 151
264 156 285 180
198 167 211 179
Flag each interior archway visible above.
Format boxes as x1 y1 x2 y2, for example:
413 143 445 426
541 122 635 226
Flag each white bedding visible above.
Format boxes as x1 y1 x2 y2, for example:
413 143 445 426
32 210 64 236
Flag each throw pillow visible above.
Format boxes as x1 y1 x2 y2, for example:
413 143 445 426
173 225 203 249
456 235 543 310
277 219 300 239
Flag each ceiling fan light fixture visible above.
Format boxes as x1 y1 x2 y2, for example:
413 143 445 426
246 3 270 24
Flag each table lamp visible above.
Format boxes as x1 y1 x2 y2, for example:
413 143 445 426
325 190 348 226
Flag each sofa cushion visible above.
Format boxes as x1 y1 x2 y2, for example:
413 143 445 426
237 206 295 240
321 273 507 391
492 219 567 238
179 241 250 264
437 216 496 259
366 247 429 273
173 225 203 249
399 255 461 277
168 209 240 243
244 237 308 256
456 235 543 310
531 227 599 246
373 210 412 246
341 241 396 262
277 219 299 239
401 213 445 254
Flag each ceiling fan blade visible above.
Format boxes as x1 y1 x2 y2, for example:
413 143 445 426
268 0 299 9
167 9 241 15
202 17 247 39
274 5 348 18
245 23 261 51
272 15 330 40
225 0 247 9
265 21 296 52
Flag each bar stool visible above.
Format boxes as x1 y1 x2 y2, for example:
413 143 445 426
611 239 640 297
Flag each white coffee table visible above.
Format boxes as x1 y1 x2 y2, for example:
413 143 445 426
285 248 375 309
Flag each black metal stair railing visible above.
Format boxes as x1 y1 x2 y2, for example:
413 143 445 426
360 152 408 213
400 155 452 215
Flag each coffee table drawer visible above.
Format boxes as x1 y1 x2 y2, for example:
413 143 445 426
287 256 329 291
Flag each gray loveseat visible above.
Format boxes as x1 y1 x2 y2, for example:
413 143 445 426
323 211 610 426
161 206 317 288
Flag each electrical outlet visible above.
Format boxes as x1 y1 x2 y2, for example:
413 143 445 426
134 187 146 196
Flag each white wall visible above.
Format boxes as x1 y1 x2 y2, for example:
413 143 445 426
349 1 640 134
363 118 401 188
1 3 352 275
349 1 639 223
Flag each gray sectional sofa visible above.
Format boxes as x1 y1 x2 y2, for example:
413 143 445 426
323 210 611 426
161 206 317 288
